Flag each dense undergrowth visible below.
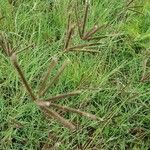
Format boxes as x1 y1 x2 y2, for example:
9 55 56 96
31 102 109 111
0 0 150 149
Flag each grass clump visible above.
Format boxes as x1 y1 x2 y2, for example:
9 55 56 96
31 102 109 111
0 0 150 149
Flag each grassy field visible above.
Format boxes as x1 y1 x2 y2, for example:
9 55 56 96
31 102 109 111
0 0 150 149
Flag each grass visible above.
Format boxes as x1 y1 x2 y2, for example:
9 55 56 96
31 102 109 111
0 0 150 149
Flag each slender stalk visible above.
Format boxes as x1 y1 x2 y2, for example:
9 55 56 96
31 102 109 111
141 72 150 82
10 53 36 101
37 101 103 121
51 103 103 121
128 6 142 9
40 106 76 132
0 34 36 100
0 35 10 56
75 4 82 38
84 33 123 41
41 91 81 102
85 36 108 41
141 58 148 81
0 16 5 21
82 1 89 36
16 44 34 54
82 25 99 40
41 132 58 150
127 8 144 15
68 42 102 50
12 40 24 52
67 13 71 34
39 57 58 96
68 49 100 53
126 0 134 7
64 24 75 50
83 23 110 40
40 60 70 97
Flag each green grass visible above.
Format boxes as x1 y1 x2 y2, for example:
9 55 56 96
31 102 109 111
0 0 150 149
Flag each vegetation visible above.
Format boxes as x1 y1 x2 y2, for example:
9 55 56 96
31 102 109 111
0 0 150 149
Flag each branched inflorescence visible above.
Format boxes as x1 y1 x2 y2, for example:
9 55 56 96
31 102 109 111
63 1 111 53
0 0 142 132
0 32 103 132
0 1 105 132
